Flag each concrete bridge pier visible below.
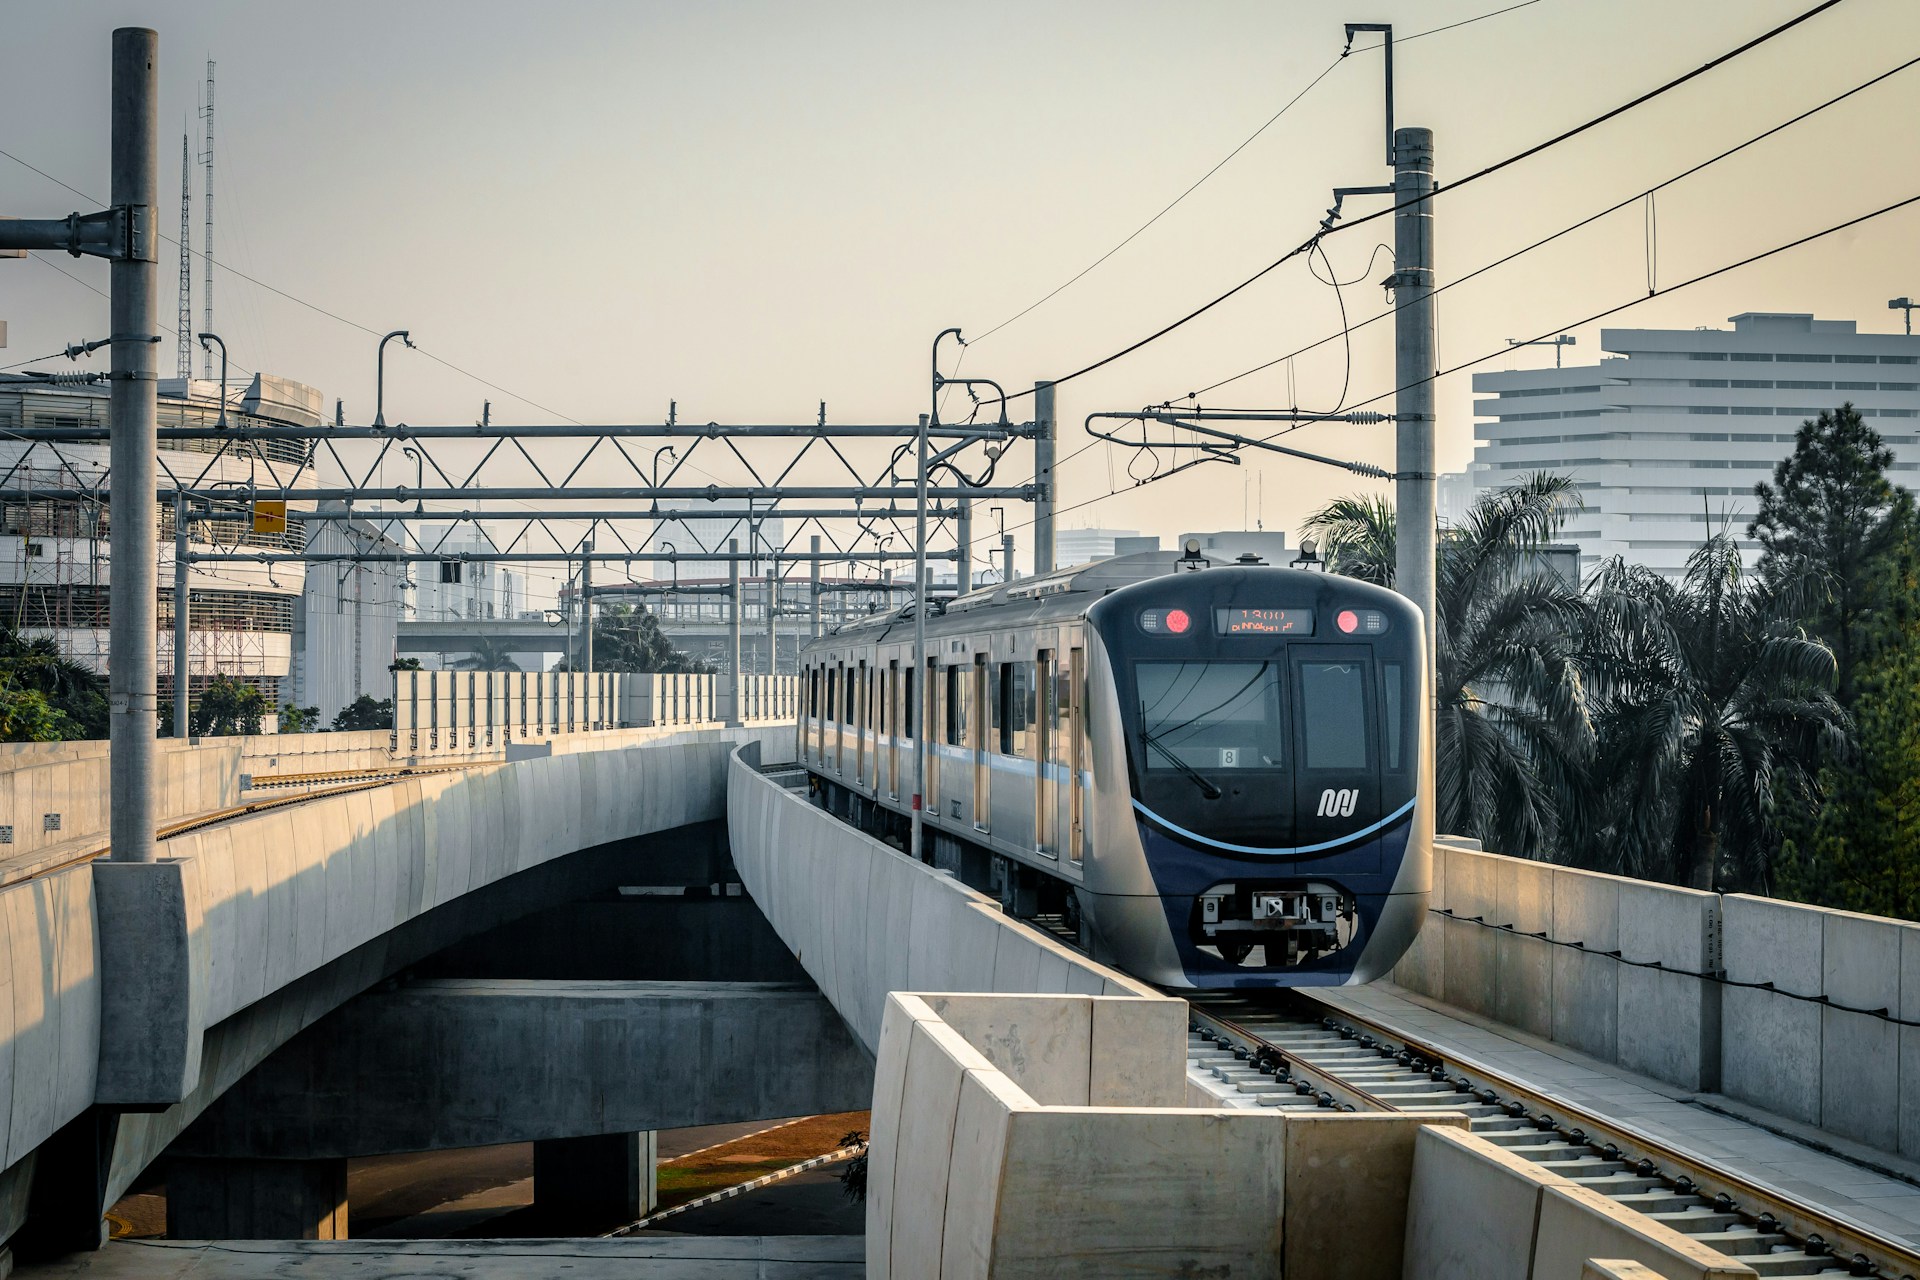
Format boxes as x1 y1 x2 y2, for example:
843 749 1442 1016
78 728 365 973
165 1156 348 1240
533 1132 658 1221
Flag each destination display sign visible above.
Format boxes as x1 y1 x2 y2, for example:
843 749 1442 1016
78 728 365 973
1213 607 1314 636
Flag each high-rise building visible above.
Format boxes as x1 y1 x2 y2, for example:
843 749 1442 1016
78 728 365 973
0 371 324 722
1456 313 1920 577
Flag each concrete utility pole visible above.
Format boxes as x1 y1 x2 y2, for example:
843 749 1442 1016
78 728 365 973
1032 381 1056 577
809 535 822 638
173 495 189 737
111 28 159 863
911 403 932 866
1391 126 1438 683
1002 532 1015 584
726 538 742 725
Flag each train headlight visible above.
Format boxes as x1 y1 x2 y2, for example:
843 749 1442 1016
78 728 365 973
1165 608 1191 634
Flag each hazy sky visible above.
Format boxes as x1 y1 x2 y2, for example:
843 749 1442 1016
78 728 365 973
4 0 1918 576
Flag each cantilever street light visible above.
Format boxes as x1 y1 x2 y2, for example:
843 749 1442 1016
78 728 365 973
196 332 229 426
373 329 414 429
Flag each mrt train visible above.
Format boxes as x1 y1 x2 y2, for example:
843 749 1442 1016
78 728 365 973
795 547 1432 989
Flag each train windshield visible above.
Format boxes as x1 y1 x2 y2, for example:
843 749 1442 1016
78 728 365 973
1136 662 1285 773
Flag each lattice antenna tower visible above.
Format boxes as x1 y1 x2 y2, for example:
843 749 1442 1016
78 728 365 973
198 59 215 378
176 130 192 380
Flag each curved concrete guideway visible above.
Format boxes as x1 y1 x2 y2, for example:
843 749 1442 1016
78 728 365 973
0 724 792 1258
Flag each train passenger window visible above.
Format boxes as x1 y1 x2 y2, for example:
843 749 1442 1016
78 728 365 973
945 666 962 746
843 665 855 723
825 668 837 723
1299 662 1369 771
1137 662 1284 771
1382 662 1404 771
904 667 916 739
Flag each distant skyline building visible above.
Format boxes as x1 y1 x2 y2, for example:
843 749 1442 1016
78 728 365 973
1053 527 1139 568
643 499 783 581
291 508 409 723
1454 313 1920 577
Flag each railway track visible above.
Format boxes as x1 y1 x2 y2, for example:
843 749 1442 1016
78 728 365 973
799 785 1914 1275
1187 993 1915 1278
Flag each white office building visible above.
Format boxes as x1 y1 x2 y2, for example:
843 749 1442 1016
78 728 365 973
289 508 411 723
0 372 325 721
1457 313 1920 577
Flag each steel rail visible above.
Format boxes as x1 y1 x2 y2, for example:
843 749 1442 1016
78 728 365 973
1196 993 1912 1278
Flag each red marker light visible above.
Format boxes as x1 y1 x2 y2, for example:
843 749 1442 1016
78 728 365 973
1337 609 1359 634
1165 608 1192 634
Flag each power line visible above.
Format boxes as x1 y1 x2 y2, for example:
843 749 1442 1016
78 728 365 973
998 0 1850 405
966 0 1553 347
981 189 1920 548
968 56 1345 345
1184 48 1920 401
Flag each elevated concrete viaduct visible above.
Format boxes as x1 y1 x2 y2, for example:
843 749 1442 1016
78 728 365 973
0 724 797 1259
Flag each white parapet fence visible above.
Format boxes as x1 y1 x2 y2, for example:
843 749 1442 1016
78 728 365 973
391 670 799 751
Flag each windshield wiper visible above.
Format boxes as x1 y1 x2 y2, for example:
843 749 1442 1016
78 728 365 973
1144 734 1222 799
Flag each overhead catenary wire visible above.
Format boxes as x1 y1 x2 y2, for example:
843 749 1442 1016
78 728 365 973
971 189 1920 553
1180 47 1920 401
967 0 1552 346
996 0 1852 407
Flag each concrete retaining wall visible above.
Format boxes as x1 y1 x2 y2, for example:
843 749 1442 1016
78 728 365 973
173 979 872 1158
726 745 1155 1054
1393 840 1920 1159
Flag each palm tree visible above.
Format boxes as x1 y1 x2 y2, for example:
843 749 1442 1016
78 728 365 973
1303 474 1594 857
1300 494 1396 585
450 635 523 672
1431 475 1594 856
1576 535 1845 889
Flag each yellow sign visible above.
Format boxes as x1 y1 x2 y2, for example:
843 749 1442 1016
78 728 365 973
252 500 287 534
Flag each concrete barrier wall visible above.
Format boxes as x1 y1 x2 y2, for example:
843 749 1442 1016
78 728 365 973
0 738 243 866
1393 840 1722 1093
0 724 793 1252
871 991 1461 1280
1402 1125 1755 1280
1393 840 1920 1159
726 746 1156 1054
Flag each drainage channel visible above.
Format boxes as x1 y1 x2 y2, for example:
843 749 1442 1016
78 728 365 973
1186 993 1908 1279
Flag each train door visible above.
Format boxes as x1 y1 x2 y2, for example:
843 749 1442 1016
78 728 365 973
855 660 869 786
1068 646 1086 865
1035 651 1056 857
972 655 991 833
926 661 942 815
827 665 840 772
1290 647 1382 859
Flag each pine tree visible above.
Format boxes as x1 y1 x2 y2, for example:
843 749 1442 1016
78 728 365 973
1750 402 1912 705
1776 511 1920 917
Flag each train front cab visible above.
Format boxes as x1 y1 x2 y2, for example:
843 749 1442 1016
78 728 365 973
1083 569 1432 990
